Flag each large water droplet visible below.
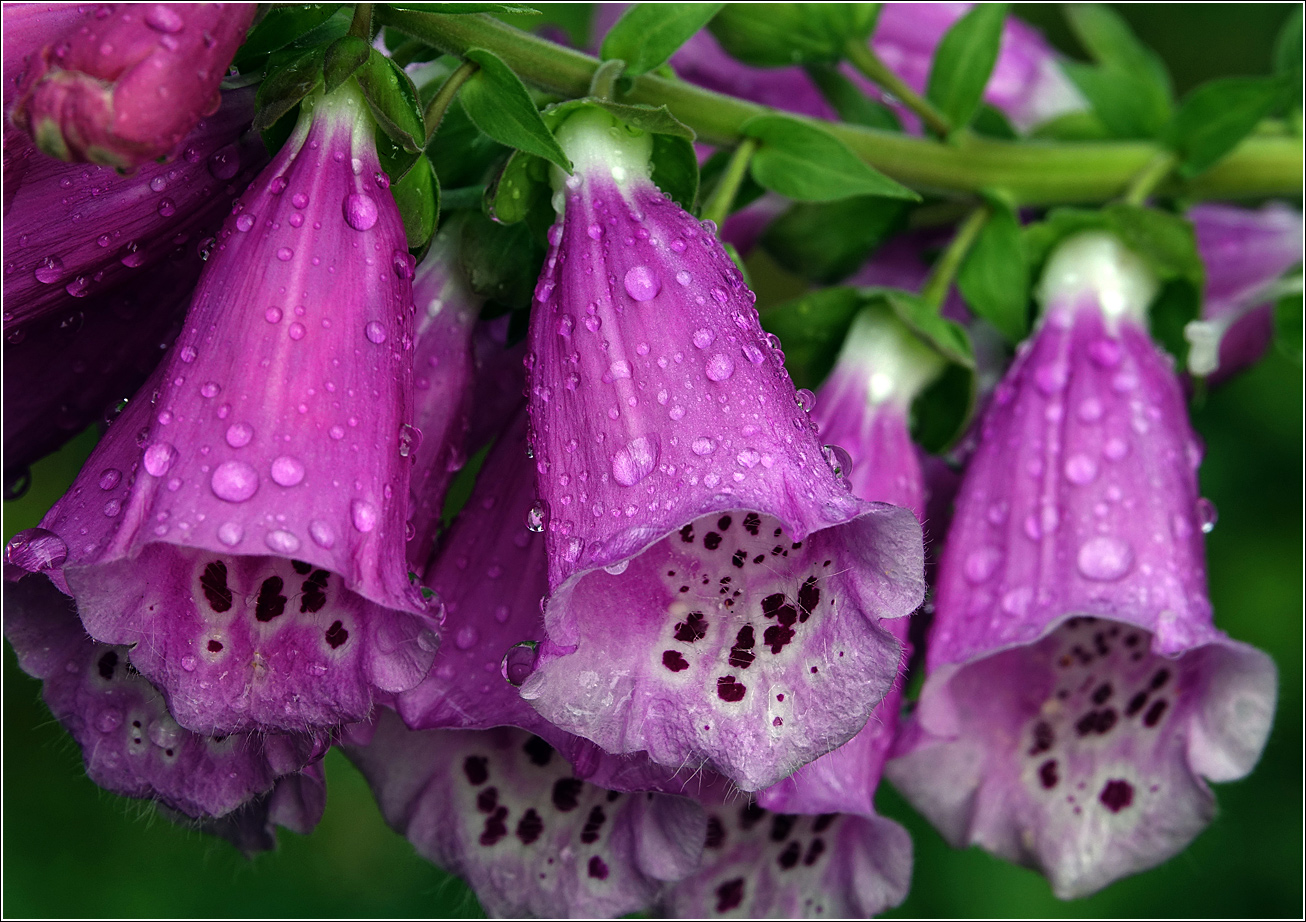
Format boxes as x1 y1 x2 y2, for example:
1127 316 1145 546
217 522 243 546
365 321 387 345
1196 497 1218 533
501 641 539 686
1077 536 1134 581
344 192 378 231
6 528 67 572
691 436 716 456
964 546 1002 583
692 328 715 349
34 255 64 284
309 520 335 549
270 455 305 487
822 444 852 480
795 389 816 413
705 353 735 382
225 422 253 448
526 502 547 533
276 246 293 262
145 5 184 32
265 529 301 553
98 468 121 490
612 435 659 487
350 499 379 533
142 442 177 476
235 213 255 232
207 145 240 180
623 266 660 302
398 424 422 458
455 625 479 650
1064 454 1099 485
211 460 259 502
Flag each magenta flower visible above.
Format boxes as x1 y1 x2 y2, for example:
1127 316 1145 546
346 712 708 918
4 574 328 838
518 106 924 793
1184 203 1303 380
6 84 438 737
885 232 1277 898
11 3 255 169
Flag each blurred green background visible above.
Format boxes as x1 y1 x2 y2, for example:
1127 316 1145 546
4 4 1300 917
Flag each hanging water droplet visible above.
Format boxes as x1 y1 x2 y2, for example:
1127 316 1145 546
1196 497 1218 533
398 424 422 458
5 528 68 572
822 444 852 480
501 641 539 687
526 502 547 533
344 192 378 231
795 389 816 413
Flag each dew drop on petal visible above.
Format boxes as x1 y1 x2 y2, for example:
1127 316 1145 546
217 522 243 546
265 529 300 554
1064 453 1099 485
5 528 68 571
455 626 479 650
705 353 735 381
526 502 547 533
225 422 253 448
98 468 121 490
265 306 282 324
365 321 387 345
692 328 715 349
351 499 378 533
235 213 255 232
692 437 716 456
674 270 692 287
309 520 335 549
795 389 816 412
1196 497 1218 533
142 442 177 476
288 322 306 341
612 435 659 487
501 641 539 687
344 193 378 231
210 460 259 503
276 247 293 262
270 455 305 487
1076 536 1134 581
964 546 1002 583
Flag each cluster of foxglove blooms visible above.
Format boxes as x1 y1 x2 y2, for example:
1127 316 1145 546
3 3 1298 917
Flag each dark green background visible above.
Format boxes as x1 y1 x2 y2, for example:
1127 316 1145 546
4 4 1300 917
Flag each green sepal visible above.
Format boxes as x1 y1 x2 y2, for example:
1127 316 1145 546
1274 291 1303 363
485 148 549 225
709 3 879 67
393 154 440 250
458 212 546 311
1060 4 1173 139
759 287 865 391
253 46 326 133
1165 76 1285 178
356 49 426 179
805 63 902 131
233 4 344 71
324 35 372 93
651 133 700 213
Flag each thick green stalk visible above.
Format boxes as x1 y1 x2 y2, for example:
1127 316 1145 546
921 206 988 310
377 9 1302 206
422 60 479 144
700 137 759 228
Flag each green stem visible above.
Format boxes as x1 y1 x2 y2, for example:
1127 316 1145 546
589 59 624 102
842 37 953 138
921 206 988 310
348 3 373 41
375 9 1303 206
700 137 759 229
423 60 480 144
1121 150 1178 205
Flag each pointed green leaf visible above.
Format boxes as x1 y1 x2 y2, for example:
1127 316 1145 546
1275 290 1303 363
253 46 326 133
805 63 902 131
957 200 1031 343
324 35 371 93
601 3 725 76
1061 60 1170 138
925 2 1008 129
356 49 425 157
651 133 700 213
234 4 343 69
459 48 570 171
485 148 548 225
1167 77 1285 177
742 115 919 202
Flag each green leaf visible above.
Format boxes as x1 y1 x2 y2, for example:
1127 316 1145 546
425 99 508 188
459 212 545 311
484 148 548 225
253 46 326 133
355 49 425 159
1167 77 1285 177
758 287 865 390
459 48 571 171
592 102 695 140
234 4 343 69
1274 291 1303 363
324 35 371 93
742 115 919 203
1148 280 1199 367
925 2 1008 129
1275 6 1303 77
1060 62 1167 139
650 133 700 213
1064 3 1172 94
881 290 975 369
971 104 1016 140
385 3 541 13
1061 4 1172 138
957 200 1031 343
698 147 766 214
760 196 909 284
392 155 440 250
601 3 725 76
805 63 902 131
708 3 878 67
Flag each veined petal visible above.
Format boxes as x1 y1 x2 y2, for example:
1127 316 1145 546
887 232 1277 898
345 711 707 918
522 108 924 792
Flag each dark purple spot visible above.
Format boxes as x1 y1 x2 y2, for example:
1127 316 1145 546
743 513 761 535
523 735 553 767
477 786 499 813
813 813 837 832
1126 691 1149 717
1039 759 1059 789
516 808 543 845
803 837 826 866
1097 708 1118 733
324 620 349 648
300 570 329 614
580 805 606 843
1076 708 1117 736
1125 633 1140 647
207 639 223 653
763 623 795 654
777 841 801 869
704 532 722 550
771 544 784 556
728 626 756 669
739 802 765 830
772 717 783 726
97 650 118 680
291 559 312 575
663 650 689 672
717 515 732 531
587 856 609 880
717 675 746 702
680 524 694 543
1143 699 1169 727
674 612 708 642
775 603 798 627
1099 778 1134 813
254 576 287 622
773 527 783 537
463 755 489 785
797 577 820 622
705 816 726 848
716 878 745 912
731 549 746 568
200 561 232 612
753 555 765 564
1150 668 1171 690
1092 683 1113 705
479 806 508 845
551 777 583 811
791 541 803 549
1094 631 1110 656
762 593 786 618
810 666 818 674
769 813 796 842
606 790 621 802
1029 720 1054 755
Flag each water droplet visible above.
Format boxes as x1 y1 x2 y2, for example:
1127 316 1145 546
365 321 387 344
1000 586 1032 616
455 625 479 650
266 529 301 553
349 499 378 534
822 444 852 480
142 442 177 476
34 255 64 284
964 546 1002 583
674 270 692 287
208 145 240 180
1089 338 1122 368
211 460 259 502
692 437 716 456
180 654 197 672
306 520 334 549
157 198 175 217
269 455 305 487
329 425 345 440
98 468 121 490
1077 536 1134 581
288 322 306 341
1077 398 1104 422
344 192 378 231
692 328 715 349
612 435 659 487
1103 437 1129 461
705 353 735 381
398 424 422 458
235 213 255 232
276 246 293 262
1064 454 1099 485
606 360 631 381
217 522 243 546
795 389 816 413
225 422 253 448
1196 498 1218 533
145 5 184 32
6 528 68 571
526 502 547 533
393 251 415 279
501 641 538 686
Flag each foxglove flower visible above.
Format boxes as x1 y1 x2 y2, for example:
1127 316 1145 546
4 575 328 833
7 84 437 737
885 232 1277 898
1184 203 1303 380
3 87 262 326
520 106 924 793
12 3 255 169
